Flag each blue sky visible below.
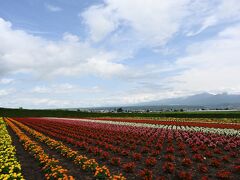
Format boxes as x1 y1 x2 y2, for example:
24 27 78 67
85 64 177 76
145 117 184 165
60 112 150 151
0 0 240 108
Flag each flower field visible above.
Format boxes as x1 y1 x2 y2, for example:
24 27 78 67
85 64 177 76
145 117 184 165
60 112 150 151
0 117 24 180
1 116 240 179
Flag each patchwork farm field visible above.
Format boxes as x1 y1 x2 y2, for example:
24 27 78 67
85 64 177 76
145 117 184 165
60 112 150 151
1 117 240 180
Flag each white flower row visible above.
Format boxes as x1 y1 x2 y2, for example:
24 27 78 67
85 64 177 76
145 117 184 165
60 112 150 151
49 117 240 137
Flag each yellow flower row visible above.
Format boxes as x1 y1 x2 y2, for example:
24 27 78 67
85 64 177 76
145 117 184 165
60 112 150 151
4 118 74 180
8 118 126 180
0 117 24 180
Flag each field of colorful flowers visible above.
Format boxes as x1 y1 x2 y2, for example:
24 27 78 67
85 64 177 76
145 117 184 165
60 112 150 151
1 116 239 179
0 117 24 180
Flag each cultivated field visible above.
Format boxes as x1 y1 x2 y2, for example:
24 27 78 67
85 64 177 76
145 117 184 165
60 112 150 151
1 117 240 179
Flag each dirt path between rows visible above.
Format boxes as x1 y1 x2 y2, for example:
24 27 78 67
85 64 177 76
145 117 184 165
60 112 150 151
10 121 94 180
6 125 45 180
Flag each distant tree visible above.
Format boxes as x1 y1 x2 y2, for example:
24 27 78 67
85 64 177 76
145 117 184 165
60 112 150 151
117 107 123 113
180 109 184 112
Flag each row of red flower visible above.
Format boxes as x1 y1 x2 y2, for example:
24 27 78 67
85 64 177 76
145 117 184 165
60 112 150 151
90 117 240 130
15 117 240 179
4 118 74 180
23 117 240 153
8 118 126 180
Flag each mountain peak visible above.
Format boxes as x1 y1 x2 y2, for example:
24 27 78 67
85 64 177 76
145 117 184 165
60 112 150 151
139 92 240 107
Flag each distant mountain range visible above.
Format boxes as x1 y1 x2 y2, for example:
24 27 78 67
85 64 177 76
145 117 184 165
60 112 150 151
83 92 240 112
137 92 240 108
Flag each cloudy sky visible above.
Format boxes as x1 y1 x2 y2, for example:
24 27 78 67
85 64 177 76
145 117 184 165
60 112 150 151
0 0 240 108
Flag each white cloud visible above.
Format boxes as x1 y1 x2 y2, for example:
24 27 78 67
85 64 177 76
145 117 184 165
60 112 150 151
81 0 190 45
81 4 118 42
31 84 102 94
85 87 192 106
0 88 14 96
45 4 62 12
0 89 10 96
0 18 126 79
82 0 240 46
97 24 240 105
63 32 80 42
85 53 125 78
0 78 14 84
13 97 71 108
171 24 240 94
186 0 240 36
32 86 50 93
0 83 103 108
218 24 240 38
1 1 240 108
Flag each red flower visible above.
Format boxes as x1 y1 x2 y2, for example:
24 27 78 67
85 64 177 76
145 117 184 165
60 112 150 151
100 151 110 159
204 151 212 158
213 148 222 155
132 153 142 161
198 164 208 173
216 170 231 179
155 144 163 150
122 162 136 173
150 150 161 157
177 143 186 150
179 150 187 157
139 169 153 180
162 162 175 173
210 158 221 168
201 176 209 180
129 144 137 150
166 146 174 153
232 165 240 174
177 171 192 180
193 153 204 162
110 157 121 166
191 146 199 153
199 144 207 151
141 147 150 154
229 152 237 158
164 154 175 161
156 176 165 180
145 157 157 167
121 149 130 156
182 158 192 167
221 155 229 162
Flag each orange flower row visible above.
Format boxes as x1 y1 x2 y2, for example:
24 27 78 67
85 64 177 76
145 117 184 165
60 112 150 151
8 118 126 180
5 118 74 180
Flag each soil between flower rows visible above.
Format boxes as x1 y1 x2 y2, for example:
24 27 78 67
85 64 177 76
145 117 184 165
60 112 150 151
6 125 45 180
18 118 240 180
7 117 240 180
9 120 94 180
